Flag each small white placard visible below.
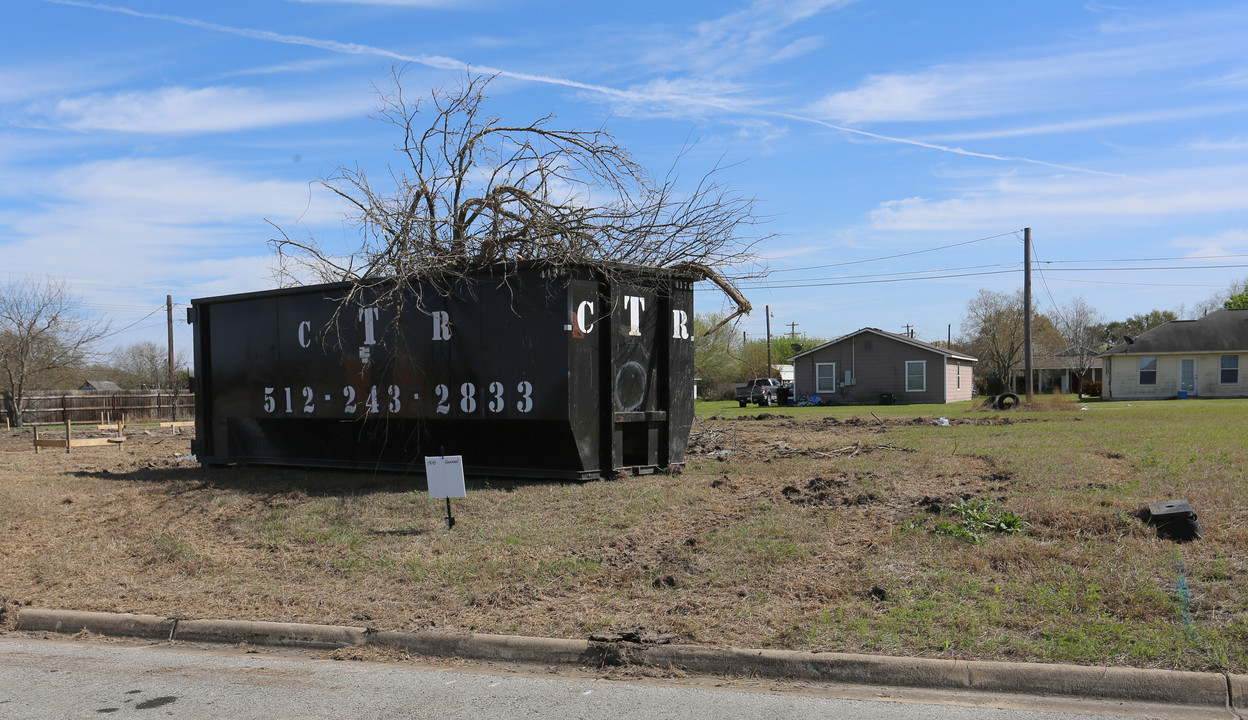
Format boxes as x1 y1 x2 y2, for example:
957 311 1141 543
425 455 467 498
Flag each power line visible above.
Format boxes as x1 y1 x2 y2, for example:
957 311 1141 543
96 308 166 343
1031 263 1248 273
713 261 1248 291
1039 253 1248 265
737 268 1020 289
1029 236 1060 316
765 231 1019 273
1036 276 1230 288
735 262 1021 287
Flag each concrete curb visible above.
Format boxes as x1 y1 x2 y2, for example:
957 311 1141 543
1231 674 1247 712
174 618 369 650
13 608 1240 712
17 608 176 640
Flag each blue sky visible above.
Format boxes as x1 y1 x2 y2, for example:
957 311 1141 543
4 0 1248 354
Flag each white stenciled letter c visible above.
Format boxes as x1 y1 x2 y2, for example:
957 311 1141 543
576 301 595 335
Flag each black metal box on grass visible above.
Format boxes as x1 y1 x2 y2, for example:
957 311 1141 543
188 261 696 480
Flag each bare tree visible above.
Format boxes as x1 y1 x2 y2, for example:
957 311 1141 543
1194 276 1248 316
1053 296 1104 399
960 290 1025 394
110 340 189 389
271 69 763 333
959 289 1061 395
0 278 110 426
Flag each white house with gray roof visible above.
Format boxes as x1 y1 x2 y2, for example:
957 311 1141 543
1099 308 1248 400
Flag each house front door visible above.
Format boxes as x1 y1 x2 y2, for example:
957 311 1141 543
1179 358 1198 396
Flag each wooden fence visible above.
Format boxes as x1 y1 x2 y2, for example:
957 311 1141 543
17 390 196 426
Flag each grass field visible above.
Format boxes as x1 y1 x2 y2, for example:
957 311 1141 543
1 395 1245 672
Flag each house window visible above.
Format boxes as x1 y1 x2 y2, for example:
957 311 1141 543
956 364 961 390
815 363 837 393
1221 355 1239 384
1138 356 1157 385
905 360 926 392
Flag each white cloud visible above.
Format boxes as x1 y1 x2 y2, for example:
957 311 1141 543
1171 228 1248 258
811 13 1247 125
224 58 351 77
924 105 1248 142
607 77 759 121
0 63 129 105
868 165 1248 231
8 157 343 227
811 48 1154 124
1189 136 1248 151
43 85 369 134
0 157 350 339
638 0 854 78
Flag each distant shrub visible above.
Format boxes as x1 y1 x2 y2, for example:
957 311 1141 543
1081 380 1102 397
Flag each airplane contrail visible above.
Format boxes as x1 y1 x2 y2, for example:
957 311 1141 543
45 0 1142 181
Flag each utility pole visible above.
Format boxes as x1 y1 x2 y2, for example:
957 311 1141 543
947 324 952 348
765 305 773 377
167 295 176 421
787 321 799 339
1023 227 1034 403
167 295 175 390
903 324 914 339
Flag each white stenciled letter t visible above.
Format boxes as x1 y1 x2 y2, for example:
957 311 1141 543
624 295 645 337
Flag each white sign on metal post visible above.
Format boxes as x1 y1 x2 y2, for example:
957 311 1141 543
426 455 466 529
425 455 467 498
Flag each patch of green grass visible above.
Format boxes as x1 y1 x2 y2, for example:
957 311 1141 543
150 533 202 572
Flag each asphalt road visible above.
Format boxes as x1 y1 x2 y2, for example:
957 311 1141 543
0 637 1228 720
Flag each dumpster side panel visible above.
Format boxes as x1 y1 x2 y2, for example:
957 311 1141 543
605 276 694 472
665 279 696 466
191 264 691 479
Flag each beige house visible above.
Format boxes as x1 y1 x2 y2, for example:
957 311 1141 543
1100 308 1248 400
792 328 977 405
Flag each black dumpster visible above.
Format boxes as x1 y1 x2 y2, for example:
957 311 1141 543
188 261 696 480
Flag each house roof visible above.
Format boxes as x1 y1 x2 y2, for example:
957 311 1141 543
79 380 121 392
1100 308 1248 356
792 327 978 362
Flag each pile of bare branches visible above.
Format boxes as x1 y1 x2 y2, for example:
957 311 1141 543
271 69 764 326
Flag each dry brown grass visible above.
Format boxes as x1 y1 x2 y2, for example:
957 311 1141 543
1 401 1245 673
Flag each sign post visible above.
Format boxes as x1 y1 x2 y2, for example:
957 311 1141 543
425 455 466 529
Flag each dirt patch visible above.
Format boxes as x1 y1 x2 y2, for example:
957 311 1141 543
2 405 1246 673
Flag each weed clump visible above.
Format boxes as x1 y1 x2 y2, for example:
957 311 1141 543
906 499 1028 543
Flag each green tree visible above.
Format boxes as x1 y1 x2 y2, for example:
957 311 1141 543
692 312 742 399
738 333 824 380
1195 277 1248 316
1101 309 1178 345
1224 289 1248 310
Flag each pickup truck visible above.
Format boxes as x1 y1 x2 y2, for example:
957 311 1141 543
736 377 784 407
